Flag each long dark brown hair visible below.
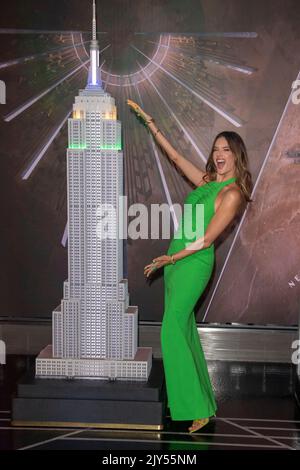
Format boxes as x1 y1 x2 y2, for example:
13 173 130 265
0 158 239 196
202 131 253 204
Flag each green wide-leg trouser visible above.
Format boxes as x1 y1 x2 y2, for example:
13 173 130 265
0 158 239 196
161 253 218 421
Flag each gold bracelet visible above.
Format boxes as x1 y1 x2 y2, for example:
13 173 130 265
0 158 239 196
170 255 176 264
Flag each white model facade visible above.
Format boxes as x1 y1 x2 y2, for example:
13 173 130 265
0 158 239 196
36 1 152 380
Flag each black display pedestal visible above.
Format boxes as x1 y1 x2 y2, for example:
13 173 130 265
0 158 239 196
12 358 167 430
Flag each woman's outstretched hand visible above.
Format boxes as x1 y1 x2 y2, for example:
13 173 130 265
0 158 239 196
144 255 172 278
127 99 153 124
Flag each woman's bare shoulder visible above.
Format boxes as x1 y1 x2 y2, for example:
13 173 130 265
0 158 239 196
221 186 244 207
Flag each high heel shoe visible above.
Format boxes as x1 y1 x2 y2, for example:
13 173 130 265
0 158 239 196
188 414 216 433
188 418 209 433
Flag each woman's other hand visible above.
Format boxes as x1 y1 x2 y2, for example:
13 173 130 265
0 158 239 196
144 255 172 278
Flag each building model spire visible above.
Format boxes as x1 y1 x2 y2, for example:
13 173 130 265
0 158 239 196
88 0 102 88
92 0 97 42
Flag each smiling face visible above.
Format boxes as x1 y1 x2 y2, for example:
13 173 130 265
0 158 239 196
212 136 236 177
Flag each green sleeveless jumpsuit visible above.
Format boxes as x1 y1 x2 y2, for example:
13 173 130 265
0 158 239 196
161 176 236 420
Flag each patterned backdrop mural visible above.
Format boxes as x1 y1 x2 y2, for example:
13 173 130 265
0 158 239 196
0 0 300 325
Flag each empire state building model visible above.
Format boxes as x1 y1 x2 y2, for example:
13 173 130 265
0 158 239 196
35 1 152 380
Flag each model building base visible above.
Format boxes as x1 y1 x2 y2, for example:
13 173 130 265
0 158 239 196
35 345 153 380
12 358 166 430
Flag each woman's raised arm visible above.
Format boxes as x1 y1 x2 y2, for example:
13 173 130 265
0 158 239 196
127 99 206 187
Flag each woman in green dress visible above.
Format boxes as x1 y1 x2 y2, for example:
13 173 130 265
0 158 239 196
127 99 253 433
